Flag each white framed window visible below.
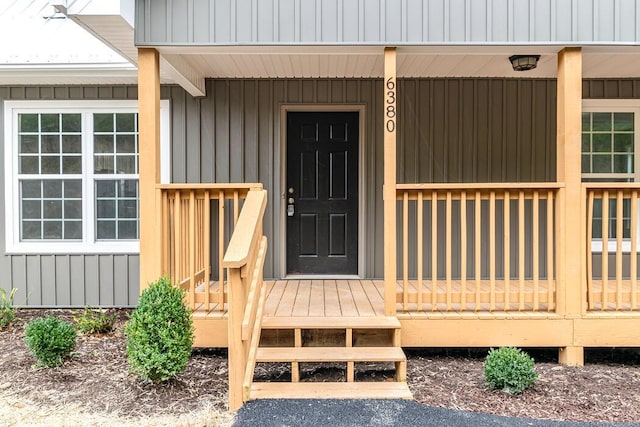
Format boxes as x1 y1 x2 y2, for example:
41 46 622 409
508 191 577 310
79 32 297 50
4 100 170 254
583 99 640 252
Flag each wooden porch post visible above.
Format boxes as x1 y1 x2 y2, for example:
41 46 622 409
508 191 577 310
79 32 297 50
383 47 397 316
138 48 162 291
556 47 585 366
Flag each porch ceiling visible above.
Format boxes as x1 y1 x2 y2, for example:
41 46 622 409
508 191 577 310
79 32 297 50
157 45 640 80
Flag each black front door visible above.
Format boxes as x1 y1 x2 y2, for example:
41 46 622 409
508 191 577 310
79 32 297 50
286 112 359 275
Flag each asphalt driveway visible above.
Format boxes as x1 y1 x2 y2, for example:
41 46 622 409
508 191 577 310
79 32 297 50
233 399 638 427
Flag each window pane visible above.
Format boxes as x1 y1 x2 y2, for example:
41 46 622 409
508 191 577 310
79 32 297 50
116 156 136 174
43 180 62 198
41 156 60 174
116 113 135 132
22 181 41 198
19 114 38 132
62 114 81 132
592 154 612 173
116 135 136 153
582 133 590 152
62 156 82 174
62 135 81 153
97 200 115 218
22 221 41 239
118 180 138 198
64 221 82 239
96 180 116 197
20 156 39 174
40 114 59 132
40 135 60 153
592 134 611 152
582 113 591 131
613 154 633 173
43 221 63 239
64 180 82 198
118 199 137 218
22 200 41 219
94 135 113 153
94 114 113 132
94 156 114 174
64 200 82 219
43 200 62 219
118 221 138 239
96 221 116 239
592 113 612 131
20 135 39 153
614 113 634 131
582 154 590 173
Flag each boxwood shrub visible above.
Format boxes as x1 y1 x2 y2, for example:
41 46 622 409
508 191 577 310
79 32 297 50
484 347 538 394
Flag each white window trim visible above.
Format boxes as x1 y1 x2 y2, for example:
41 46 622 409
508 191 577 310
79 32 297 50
583 99 640 253
4 100 171 254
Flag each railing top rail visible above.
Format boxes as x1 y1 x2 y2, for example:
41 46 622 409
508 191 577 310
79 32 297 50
157 183 263 191
583 183 640 190
396 182 565 191
223 189 267 269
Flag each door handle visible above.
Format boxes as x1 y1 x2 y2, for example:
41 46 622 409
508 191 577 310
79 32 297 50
287 204 295 217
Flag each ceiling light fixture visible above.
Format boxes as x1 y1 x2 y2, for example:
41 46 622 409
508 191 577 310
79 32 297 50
509 55 541 71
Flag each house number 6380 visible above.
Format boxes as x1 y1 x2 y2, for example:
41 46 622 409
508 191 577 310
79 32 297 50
385 77 396 133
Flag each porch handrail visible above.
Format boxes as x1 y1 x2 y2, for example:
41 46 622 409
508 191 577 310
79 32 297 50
158 183 262 311
584 183 640 311
222 189 268 411
396 182 564 312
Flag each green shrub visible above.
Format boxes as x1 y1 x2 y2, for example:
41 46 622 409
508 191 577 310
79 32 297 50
125 277 194 383
24 316 77 368
0 288 18 330
74 307 116 335
484 347 538 394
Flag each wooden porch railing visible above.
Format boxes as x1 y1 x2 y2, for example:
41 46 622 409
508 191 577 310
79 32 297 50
222 189 268 411
585 183 640 311
396 183 564 312
158 183 263 310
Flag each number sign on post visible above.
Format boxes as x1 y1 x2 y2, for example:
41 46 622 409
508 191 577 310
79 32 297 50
383 47 397 316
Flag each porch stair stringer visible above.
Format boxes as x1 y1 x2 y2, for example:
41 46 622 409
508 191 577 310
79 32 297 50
246 316 412 401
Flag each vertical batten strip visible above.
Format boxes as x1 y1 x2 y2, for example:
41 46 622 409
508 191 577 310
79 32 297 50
602 191 609 310
204 190 211 310
219 191 225 310
189 191 196 308
587 190 595 310
403 191 409 311
474 191 481 311
547 191 554 311
460 191 467 311
431 191 438 310
518 191 525 311
489 191 496 311
615 191 623 310
533 191 540 311
446 191 452 311
504 191 511 311
417 191 424 311
631 191 638 310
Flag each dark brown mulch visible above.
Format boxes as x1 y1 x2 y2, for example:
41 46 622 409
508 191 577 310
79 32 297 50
1 309 639 424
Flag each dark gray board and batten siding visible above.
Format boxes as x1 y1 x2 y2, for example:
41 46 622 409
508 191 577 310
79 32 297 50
1 78 638 306
136 0 640 46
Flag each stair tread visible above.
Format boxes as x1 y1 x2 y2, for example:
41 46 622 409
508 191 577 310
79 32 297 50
256 346 406 362
249 381 413 400
261 316 401 329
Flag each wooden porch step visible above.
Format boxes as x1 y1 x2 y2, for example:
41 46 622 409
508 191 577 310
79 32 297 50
256 346 406 363
249 381 413 400
261 316 401 330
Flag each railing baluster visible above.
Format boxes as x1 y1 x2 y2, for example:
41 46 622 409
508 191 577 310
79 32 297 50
204 190 211 311
616 191 623 310
403 191 409 311
602 191 609 311
504 191 510 311
417 191 423 311
234 190 239 227
587 190 595 310
489 191 495 311
219 190 225 311
475 191 481 311
189 191 196 308
446 191 452 311
533 191 539 311
460 191 467 311
632 191 638 311
175 191 182 283
518 190 525 311
547 190 554 311
431 191 438 311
